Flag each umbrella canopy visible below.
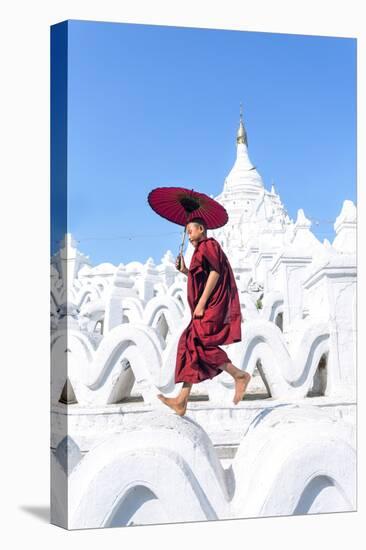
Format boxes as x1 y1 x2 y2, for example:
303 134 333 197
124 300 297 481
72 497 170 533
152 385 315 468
147 186 228 229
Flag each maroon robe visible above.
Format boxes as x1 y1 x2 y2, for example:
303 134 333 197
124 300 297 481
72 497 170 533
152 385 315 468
175 237 242 384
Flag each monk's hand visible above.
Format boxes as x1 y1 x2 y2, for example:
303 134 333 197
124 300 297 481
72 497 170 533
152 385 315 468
193 303 206 319
175 253 187 274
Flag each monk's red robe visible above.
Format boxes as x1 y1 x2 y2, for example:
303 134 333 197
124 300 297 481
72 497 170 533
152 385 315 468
175 237 242 384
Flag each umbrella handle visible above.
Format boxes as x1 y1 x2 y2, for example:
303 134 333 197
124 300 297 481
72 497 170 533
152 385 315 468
177 225 187 270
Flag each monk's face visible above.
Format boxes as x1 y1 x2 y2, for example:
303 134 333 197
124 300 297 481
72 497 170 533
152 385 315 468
186 222 206 247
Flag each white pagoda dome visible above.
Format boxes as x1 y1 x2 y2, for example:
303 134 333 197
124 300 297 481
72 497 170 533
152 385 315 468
210 108 294 263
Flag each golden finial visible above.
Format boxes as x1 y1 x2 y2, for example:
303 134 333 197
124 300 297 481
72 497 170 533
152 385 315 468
237 102 248 146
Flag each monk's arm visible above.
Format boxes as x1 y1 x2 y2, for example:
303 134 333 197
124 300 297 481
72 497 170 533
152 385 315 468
198 270 220 307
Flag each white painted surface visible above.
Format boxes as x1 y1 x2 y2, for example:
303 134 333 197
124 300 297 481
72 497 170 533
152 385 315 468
51 120 357 529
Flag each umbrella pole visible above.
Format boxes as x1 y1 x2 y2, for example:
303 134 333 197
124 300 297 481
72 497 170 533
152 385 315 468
177 216 189 270
178 225 187 267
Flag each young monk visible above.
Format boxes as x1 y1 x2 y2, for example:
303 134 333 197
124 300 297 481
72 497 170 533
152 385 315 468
157 216 251 416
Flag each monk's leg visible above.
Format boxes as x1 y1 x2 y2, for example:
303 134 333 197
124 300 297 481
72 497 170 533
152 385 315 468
178 381 193 404
218 362 251 404
157 382 193 416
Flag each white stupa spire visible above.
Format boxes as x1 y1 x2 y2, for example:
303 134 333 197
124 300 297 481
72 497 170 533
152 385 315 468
237 102 248 146
211 106 294 258
224 104 264 191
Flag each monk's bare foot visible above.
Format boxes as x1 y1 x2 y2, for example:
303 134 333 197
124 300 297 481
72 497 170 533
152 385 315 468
157 394 187 416
233 372 251 405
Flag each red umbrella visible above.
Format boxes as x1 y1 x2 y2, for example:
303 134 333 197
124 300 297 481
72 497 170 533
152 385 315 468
147 186 228 264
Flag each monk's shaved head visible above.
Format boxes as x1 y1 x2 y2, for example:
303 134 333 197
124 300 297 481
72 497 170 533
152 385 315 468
186 217 207 233
186 217 208 247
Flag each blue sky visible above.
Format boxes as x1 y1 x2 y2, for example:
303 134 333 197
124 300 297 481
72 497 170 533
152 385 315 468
62 20 356 266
